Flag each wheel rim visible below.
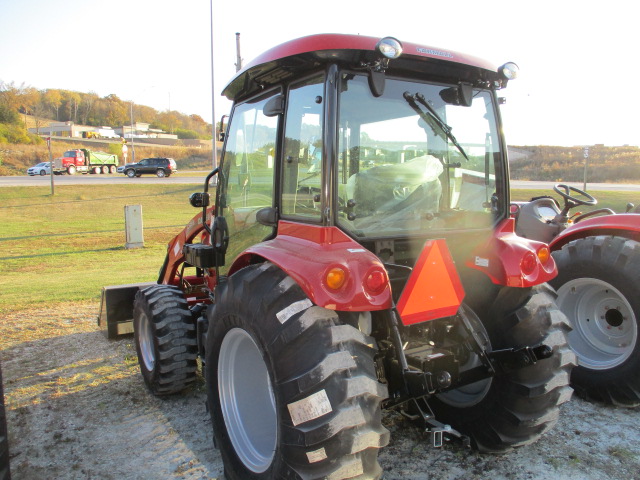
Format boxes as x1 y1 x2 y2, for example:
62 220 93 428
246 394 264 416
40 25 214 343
436 306 493 408
127 170 135 178
137 311 156 371
557 278 637 370
218 328 277 473
157 170 165 177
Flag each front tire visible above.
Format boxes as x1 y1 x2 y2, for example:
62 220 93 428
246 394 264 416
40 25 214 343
133 285 198 395
67 165 76 175
206 263 389 479
551 236 640 406
429 284 575 452
126 169 136 178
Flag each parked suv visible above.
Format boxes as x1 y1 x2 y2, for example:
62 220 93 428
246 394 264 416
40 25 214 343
122 157 177 178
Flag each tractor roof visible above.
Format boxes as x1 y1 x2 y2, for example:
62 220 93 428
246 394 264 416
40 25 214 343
222 34 500 101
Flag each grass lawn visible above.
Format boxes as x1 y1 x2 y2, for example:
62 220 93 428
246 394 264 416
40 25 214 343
0 185 636 314
0 184 201 313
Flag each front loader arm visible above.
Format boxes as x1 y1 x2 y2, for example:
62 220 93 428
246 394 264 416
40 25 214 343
158 207 213 285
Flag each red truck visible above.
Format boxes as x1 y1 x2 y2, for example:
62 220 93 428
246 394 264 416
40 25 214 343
53 148 119 175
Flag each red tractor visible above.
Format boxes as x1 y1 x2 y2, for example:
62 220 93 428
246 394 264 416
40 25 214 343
514 184 640 406
130 35 575 479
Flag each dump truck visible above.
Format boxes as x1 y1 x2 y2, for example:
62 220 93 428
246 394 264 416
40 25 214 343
53 148 119 175
513 184 640 406
102 34 575 479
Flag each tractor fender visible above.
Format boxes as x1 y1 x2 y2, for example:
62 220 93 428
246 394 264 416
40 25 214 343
228 221 392 311
549 213 640 251
467 218 558 287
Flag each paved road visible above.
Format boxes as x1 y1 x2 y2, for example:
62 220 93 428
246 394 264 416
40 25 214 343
0 173 212 187
1 174 639 191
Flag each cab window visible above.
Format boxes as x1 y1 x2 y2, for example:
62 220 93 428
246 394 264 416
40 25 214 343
281 75 324 220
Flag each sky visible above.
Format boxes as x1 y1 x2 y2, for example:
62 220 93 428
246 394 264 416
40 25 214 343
0 0 638 147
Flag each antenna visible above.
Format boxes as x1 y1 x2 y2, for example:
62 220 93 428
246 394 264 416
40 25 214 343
235 32 243 72
209 0 218 168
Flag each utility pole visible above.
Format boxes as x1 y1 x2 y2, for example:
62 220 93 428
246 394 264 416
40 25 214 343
47 136 54 196
129 101 136 164
582 146 589 191
235 32 243 72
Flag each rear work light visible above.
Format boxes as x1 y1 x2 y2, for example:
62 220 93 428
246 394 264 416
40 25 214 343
376 37 403 59
499 62 519 80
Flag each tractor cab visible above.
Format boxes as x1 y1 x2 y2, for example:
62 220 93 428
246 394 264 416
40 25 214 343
210 35 522 284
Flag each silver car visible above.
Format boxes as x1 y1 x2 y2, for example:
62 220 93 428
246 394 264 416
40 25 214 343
27 162 51 176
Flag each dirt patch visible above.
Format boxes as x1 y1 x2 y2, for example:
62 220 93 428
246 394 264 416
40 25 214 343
1 303 639 479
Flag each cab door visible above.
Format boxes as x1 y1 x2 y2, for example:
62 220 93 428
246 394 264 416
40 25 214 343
215 90 280 275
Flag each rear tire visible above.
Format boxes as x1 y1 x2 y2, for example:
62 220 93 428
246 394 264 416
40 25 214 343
551 236 640 406
133 285 198 395
206 263 389 479
109 165 117 174
429 284 575 452
156 169 166 178
102 165 109 174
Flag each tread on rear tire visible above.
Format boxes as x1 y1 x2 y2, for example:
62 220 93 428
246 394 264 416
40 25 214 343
206 263 389 479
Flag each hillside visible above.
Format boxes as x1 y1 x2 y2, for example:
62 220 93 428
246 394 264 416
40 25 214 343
0 81 213 141
508 145 640 183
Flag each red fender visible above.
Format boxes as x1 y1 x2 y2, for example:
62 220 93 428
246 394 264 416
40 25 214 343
229 221 392 311
467 218 557 287
549 213 640 251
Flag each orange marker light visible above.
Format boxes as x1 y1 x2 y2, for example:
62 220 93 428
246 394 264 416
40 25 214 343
537 246 551 264
326 267 346 290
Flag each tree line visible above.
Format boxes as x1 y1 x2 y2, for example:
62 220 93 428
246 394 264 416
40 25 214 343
509 145 640 183
0 80 213 143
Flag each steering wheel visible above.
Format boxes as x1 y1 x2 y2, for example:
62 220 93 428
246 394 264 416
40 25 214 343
553 184 597 207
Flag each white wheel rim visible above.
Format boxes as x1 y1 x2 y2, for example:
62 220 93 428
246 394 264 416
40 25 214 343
557 278 637 370
218 328 277 473
138 312 155 371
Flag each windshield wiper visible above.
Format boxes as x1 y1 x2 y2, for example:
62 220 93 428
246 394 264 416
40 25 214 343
403 91 470 162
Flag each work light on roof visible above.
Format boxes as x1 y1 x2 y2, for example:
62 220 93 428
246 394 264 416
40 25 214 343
376 37 403 59
499 62 519 80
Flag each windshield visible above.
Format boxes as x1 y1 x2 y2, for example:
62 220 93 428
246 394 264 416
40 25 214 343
336 74 505 239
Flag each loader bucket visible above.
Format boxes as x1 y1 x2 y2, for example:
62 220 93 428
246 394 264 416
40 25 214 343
98 282 156 339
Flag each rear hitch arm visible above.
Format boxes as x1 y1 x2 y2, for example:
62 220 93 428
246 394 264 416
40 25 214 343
400 397 470 448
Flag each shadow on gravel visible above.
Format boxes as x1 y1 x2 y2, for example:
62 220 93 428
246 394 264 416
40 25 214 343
1 331 223 480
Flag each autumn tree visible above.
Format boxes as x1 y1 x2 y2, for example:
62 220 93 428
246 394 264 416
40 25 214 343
43 89 63 120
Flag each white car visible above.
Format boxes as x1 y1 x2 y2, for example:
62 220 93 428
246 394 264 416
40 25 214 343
27 162 51 176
